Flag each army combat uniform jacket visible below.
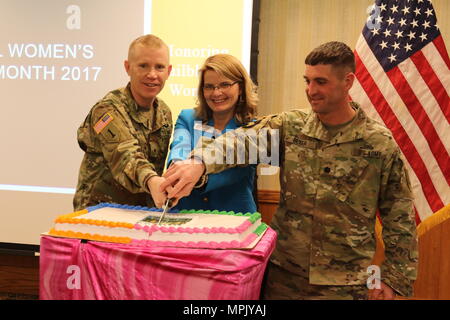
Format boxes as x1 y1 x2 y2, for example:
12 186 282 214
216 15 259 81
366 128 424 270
193 103 418 296
73 83 172 210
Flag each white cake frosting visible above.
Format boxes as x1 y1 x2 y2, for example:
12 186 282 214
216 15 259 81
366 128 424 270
49 203 268 249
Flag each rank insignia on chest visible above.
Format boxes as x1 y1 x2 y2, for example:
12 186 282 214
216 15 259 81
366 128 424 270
94 113 114 134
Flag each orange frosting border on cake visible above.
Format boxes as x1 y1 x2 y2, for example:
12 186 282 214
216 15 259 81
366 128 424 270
48 228 131 244
54 209 135 229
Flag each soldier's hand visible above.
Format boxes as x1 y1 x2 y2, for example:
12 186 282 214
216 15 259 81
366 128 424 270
147 176 167 208
368 281 396 300
161 159 205 200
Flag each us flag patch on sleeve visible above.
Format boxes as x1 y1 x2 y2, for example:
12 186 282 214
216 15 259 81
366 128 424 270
94 113 114 134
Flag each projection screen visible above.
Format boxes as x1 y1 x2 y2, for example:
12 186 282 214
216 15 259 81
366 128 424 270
0 0 255 245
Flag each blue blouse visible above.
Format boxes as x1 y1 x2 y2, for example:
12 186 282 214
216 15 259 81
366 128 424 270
167 109 257 213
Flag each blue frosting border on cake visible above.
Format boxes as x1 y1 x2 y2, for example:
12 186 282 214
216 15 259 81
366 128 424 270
86 202 181 214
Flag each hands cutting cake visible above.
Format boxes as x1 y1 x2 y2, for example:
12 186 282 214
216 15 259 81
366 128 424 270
160 158 206 207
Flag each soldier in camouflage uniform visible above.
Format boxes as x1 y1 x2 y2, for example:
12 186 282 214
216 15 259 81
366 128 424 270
161 42 418 300
73 35 173 210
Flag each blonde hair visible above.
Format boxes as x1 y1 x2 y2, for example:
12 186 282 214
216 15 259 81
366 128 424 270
128 34 169 61
195 54 258 124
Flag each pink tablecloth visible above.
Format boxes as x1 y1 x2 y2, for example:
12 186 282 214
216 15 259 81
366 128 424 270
39 228 276 300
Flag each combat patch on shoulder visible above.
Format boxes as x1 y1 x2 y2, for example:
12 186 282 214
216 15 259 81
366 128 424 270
94 113 114 134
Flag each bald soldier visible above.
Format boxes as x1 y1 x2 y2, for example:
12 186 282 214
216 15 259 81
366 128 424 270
161 42 418 300
73 34 173 210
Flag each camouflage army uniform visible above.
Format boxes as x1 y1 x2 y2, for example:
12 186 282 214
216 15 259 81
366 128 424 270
73 83 172 210
193 103 418 299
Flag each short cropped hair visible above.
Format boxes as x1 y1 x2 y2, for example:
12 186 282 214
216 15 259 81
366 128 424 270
305 41 355 73
128 34 169 60
196 54 258 124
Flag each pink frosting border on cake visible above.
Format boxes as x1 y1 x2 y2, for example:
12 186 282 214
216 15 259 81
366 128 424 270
130 232 259 249
133 219 253 235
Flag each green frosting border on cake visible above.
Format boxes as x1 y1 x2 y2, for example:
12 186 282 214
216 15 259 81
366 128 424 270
178 209 261 224
253 223 268 236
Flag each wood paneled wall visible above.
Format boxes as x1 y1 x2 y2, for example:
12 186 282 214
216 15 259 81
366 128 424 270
414 218 450 299
0 253 39 296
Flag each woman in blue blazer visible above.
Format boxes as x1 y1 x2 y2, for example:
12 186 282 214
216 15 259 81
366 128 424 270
167 54 258 213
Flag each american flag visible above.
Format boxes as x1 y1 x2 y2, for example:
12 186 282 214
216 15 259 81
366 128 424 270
349 0 450 224
93 113 114 134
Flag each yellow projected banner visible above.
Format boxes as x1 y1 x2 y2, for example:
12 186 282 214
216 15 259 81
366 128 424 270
149 0 246 120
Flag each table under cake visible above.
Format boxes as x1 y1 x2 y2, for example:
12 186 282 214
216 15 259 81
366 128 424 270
39 228 276 300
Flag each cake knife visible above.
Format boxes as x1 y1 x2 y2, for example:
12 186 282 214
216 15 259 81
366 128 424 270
157 198 173 225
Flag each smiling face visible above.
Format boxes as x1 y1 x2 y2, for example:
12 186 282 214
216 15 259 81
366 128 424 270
303 64 353 115
202 70 241 118
124 44 172 107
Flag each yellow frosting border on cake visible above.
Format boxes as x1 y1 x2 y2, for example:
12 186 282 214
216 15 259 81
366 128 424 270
48 228 131 244
54 209 135 229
